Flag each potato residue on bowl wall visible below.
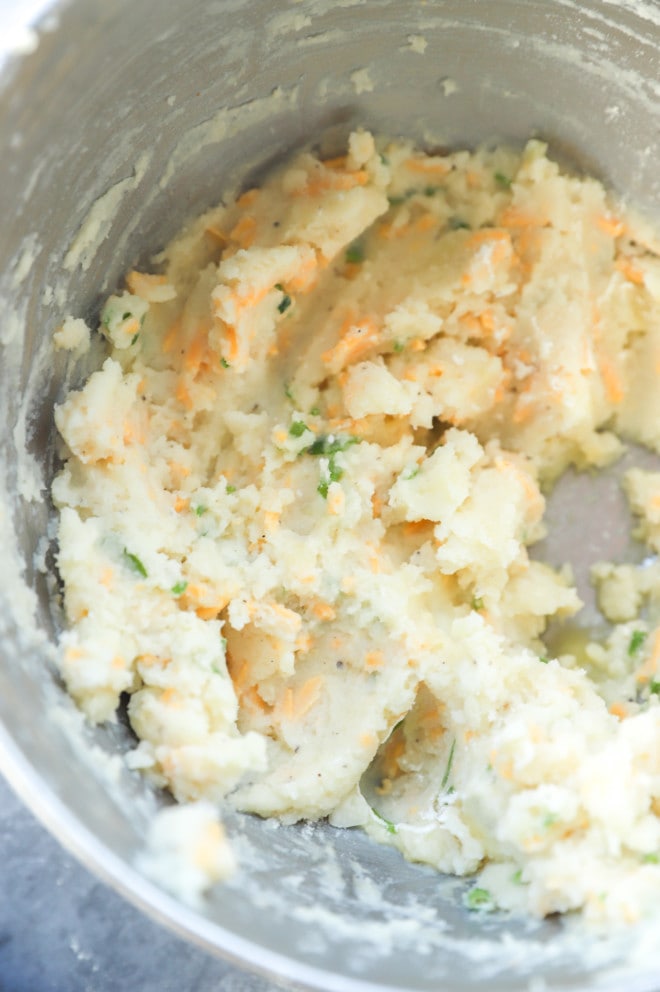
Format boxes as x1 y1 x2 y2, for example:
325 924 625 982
52 129 660 922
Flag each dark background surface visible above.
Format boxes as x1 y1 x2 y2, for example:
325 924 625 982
0 776 275 992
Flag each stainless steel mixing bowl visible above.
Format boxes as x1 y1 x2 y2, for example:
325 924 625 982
2 1 660 989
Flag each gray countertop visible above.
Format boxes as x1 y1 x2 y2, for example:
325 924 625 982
0 775 275 992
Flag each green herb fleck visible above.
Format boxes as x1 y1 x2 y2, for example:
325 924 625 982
284 383 295 402
303 435 357 497
393 340 405 353
472 596 484 611
304 435 358 457
628 630 647 656
289 420 309 438
464 887 494 912
539 655 550 664
440 737 456 791
404 465 420 480
318 453 345 498
424 185 440 197
171 581 188 596
495 171 512 189
371 807 397 834
449 217 470 230
276 283 292 314
130 333 140 346
642 853 660 864
195 505 208 517
542 812 559 829
123 550 148 578
309 405 321 416
226 485 236 494
379 152 390 166
220 357 230 369
511 869 523 884
650 681 660 695
345 241 365 264
388 188 417 206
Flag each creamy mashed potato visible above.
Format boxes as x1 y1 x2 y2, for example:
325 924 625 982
53 130 660 921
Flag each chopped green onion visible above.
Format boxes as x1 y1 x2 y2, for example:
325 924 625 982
275 284 292 314
220 357 230 369
464 887 494 911
100 295 148 336
304 436 357 497
495 171 512 189
289 420 309 438
195 505 208 517
226 485 236 494
345 241 365 264
539 655 550 664
388 188 416 206
304 435 358 457
171 581 188 596
123 550 147 578
650 681 660 695
317 453 345 498
328 456 343 482
628 630 647 656
371 807 397 834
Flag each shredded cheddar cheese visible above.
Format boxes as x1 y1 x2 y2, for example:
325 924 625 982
53 130 660 924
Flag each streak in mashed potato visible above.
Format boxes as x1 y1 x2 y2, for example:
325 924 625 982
53 130 660 922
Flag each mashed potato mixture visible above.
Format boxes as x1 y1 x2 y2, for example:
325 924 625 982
53 131 660 922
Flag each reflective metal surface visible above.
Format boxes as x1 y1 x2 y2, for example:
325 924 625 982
1 2 660 989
